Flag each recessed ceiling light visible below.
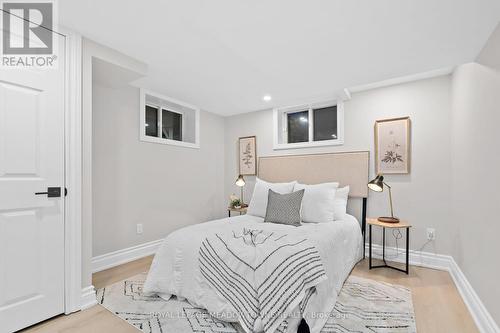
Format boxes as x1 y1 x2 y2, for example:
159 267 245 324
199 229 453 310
263 95 272 102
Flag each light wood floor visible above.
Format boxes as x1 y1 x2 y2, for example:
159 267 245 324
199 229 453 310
352 260 478 333
22 257 478 333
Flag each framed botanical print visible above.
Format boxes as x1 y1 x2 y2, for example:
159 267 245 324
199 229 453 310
239 136 257 175
375 117 411 174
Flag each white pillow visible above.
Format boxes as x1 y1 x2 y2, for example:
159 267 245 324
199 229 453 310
247 178 296 218
294 183 337 223
333 186 350 220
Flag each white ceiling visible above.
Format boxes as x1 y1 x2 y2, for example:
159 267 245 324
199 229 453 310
60 0 500 116
92 58 144 88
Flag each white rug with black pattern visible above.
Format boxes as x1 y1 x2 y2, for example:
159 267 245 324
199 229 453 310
97 273 416 333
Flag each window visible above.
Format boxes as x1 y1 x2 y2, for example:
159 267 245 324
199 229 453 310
140 89 199 148
313 105 338 141
273 101 344 149
145 105 158 137
161 109 182 141
287 110 309 143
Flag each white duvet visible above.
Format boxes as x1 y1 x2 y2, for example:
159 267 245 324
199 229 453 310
143 214 362 333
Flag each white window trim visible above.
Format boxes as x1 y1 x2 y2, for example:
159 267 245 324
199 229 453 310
140 89 200 149
273 100 344 150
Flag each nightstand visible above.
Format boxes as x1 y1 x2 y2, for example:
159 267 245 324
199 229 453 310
367 218 411 274
228 206 247 217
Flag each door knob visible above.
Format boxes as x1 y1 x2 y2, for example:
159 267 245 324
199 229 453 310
35 187 61 198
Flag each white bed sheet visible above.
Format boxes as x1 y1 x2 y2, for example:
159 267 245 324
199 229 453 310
143 214 362 333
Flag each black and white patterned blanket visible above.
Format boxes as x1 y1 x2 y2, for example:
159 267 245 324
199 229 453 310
198 227 327 333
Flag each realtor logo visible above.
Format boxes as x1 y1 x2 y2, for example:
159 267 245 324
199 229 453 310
2 2 53 54
1 1 57 67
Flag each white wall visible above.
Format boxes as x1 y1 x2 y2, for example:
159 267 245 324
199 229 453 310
92 81 226 257
82 39 148 288
450 24 500 327
225 75 453 255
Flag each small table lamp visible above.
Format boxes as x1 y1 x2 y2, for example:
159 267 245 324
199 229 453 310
235 175 248 207
367 174 400 223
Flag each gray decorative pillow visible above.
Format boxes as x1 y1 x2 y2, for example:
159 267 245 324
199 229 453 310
264 189 305 226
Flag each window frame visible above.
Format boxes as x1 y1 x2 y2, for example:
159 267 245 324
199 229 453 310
161 106 184 141
140 89 200 149
144 104 160 137
283 109 311 144
273 100 344 150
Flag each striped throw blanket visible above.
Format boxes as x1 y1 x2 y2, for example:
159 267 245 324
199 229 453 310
198 227 327 333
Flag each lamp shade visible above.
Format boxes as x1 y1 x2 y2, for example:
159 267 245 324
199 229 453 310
235 175 246 187
367 174 384 192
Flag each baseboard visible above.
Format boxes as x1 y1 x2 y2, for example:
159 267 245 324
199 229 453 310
447 259 500 333
91 239 163 273
80 285 97 310
365 243 499 333
365 243 453 270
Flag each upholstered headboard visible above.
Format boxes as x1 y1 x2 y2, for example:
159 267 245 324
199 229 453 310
258 151 370 198
258 151 369 255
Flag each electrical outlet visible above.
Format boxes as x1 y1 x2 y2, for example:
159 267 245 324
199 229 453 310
136 224 143 235
426 228 436 241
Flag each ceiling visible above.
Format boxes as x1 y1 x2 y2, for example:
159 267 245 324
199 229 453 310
60 0 500 116
92 58 144 88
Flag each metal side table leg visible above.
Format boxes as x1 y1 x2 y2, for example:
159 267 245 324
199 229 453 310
369 224 372 269
406 227 410 274
382 227 386 265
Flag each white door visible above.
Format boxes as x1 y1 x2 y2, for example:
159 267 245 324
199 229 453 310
0 36 66 332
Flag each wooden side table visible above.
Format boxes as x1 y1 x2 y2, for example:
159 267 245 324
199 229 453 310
228 206 247 217
367 218 411 274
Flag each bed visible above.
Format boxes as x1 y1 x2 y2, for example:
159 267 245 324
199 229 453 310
143 151 370 333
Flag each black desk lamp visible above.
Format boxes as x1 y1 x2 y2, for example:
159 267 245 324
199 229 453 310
367 174 400 223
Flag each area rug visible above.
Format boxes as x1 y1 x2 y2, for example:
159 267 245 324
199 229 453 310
97 273 416 333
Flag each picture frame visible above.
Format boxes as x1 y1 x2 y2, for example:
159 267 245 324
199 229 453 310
375 117 411 174
239 136 257 175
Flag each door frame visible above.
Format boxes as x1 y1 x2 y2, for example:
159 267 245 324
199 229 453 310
61 27 84 314
61 30 148 314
